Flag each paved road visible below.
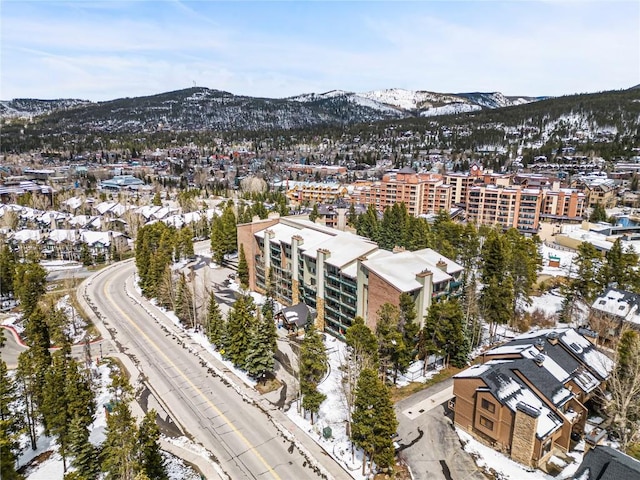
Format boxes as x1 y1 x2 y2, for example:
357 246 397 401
395 378 485 480
0 326 115 369
0 327 28 369
84 260 334 480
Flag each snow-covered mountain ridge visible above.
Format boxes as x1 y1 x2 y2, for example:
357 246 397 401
1 86 540 125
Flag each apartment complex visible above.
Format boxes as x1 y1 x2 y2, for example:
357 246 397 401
452 328 611 470
349 168 452 217
237 216 463 337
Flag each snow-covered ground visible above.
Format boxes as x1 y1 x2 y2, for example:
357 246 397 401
40 260 83 272
286 336 367 479
18 361 202 479
540 243 578 279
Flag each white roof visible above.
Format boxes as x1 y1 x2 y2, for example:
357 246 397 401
48 229 77 243
12 229 41 243
80 231 121 246
363 248 461 292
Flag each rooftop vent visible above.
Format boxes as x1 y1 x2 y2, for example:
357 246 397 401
547 331 560 345
516 401 541 418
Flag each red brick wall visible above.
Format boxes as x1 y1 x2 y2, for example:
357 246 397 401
366 270 402 330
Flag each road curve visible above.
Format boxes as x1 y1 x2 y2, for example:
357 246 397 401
84 260 327 480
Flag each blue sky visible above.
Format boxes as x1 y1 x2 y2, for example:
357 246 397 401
1 1 639 101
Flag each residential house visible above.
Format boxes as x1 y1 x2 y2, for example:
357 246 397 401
591 288 640 339
452 328 612 471
573 445 640 480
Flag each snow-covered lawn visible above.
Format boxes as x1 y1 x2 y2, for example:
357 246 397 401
286 336 368 479
17 361 202 479
540 244 577 279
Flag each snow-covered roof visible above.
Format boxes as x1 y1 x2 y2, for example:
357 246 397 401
592 288 640 326
362 248 462 292
47 229 78 243
12 229 41 243
80 231 122 246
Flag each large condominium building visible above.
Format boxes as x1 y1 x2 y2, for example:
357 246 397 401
349 168 451 217
466 185 585 233
237 216 464 337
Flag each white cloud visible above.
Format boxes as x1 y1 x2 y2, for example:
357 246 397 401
1 1 638 100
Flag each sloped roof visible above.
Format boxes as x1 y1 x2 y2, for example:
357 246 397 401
573 445 640 480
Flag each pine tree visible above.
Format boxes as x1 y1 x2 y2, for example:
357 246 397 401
480 229 514 339
0 244 16 297
244 310 277 382
102 401 139 480
152 192 162 206
420 299 469 368
0 359 22 480
206 292 226 348
309 203 319 223
80 243 93 266
572 241 602 303
68 413 99 480
375 303 407 384
345 317 378 370
300 323 328 423
351 368 398 475
224 294 256 367
137 411 168 480
174 273 194 327
589 202 608 223
237 244 249 290
14 260 47 318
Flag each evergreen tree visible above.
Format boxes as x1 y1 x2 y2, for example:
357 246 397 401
572 241 602 303
80 243 93 267
600 238 639 291
399 292 419 352
345 317 379 370
68 413 100 480
224 294 256 367
0 359 22 480
300 323 328 423
309 203 319 223
237 244 249 289
102 401 139 480
480 229 514 338
206 292 226 348
351 368 398 475
375 303 407 384
14 260 47 318
244 310 277 382
137 411 168 480
420 299 469 368
589 202 608 223
174 273 194 327
0 244 16 297
16 343 51 450
152 192 162 206
505 229 542 315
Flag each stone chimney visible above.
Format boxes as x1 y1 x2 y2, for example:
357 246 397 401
392 245 405 253
511 402 540 467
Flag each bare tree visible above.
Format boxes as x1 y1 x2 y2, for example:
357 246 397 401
602 329 640 452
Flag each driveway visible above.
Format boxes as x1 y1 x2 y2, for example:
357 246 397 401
395 378 485 480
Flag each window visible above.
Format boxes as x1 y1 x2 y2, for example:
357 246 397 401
541 439 552 457
479 416 494 430
481 398 496 413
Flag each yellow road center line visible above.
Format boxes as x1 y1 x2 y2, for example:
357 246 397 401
102 275 281 480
